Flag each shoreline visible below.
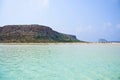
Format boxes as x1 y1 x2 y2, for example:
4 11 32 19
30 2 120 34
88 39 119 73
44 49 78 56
0 42 120 45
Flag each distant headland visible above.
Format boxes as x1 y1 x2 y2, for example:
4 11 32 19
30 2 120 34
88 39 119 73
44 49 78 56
0 24 82 43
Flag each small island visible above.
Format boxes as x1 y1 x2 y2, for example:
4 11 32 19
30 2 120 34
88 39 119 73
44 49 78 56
0 24 81 43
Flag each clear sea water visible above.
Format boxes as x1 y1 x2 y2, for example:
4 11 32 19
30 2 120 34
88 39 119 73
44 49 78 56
0 43 120 80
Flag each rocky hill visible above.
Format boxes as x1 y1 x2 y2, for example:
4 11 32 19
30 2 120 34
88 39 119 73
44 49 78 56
98 39 108 43
0 25 80 43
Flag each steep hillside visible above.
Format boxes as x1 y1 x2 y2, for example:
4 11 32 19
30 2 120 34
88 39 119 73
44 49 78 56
0 25 80 43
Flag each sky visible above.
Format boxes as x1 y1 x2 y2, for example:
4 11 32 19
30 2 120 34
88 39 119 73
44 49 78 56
0 0 120 42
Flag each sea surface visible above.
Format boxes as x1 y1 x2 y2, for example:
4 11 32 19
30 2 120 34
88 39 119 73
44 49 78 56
0 43 120 80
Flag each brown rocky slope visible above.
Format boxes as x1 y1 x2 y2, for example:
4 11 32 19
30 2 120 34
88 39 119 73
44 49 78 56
0 24 80 43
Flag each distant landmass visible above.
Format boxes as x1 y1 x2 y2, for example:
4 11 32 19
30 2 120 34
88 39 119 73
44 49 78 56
109 41 120 43
98 39 108 43
98 39 120 43
0 24 81 43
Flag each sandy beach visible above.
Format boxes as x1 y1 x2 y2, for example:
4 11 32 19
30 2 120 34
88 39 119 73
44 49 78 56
0 42 120 45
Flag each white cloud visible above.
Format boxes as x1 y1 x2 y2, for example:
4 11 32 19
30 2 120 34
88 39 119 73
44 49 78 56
1 0 49 13
75 25 95 34
103 22 114 32
116 24 120 29
102 22 113 32
103 22 112 27
27 0 49 9
42 0 49 8
0 0 50 25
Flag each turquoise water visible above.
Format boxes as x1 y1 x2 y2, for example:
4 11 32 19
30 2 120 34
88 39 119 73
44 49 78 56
0 43 120 80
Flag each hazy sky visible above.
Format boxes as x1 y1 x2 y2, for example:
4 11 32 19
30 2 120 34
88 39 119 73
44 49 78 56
0 0 120 42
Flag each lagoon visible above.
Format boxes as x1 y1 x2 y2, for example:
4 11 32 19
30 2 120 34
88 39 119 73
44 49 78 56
0 43 120 80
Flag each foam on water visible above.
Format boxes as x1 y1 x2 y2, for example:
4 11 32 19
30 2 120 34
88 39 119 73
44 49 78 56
0 44 120 80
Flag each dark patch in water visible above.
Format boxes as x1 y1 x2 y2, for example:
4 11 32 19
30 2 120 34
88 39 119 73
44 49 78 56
118 77 120 79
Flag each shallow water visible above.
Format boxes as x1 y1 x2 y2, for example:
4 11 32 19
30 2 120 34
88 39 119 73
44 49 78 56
0 43 120 80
